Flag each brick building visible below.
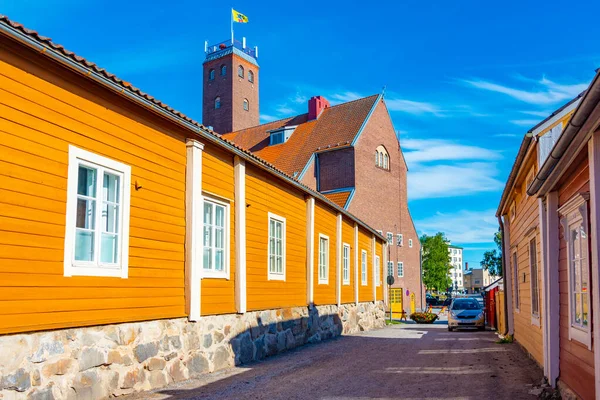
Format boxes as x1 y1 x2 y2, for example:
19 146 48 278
202 38 423 310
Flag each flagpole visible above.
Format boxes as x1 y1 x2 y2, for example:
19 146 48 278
231 7 234 45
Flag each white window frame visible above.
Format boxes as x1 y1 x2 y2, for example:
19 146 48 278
201 196 230 279
375 255 381 287
361 250 367 286
529 235 540 325
267 212 286 281
64 146 131 278
397 233 403 246
408 239 413 248
343 243 350 285
397 261 404 278
318 233 329 284
560 193 592 349
386 232 393 245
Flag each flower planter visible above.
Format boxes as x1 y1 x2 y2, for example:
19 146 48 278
409 312 438 324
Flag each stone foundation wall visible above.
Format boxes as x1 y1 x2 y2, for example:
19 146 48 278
0 301 385 399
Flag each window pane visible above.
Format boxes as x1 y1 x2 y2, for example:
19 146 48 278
76 198 96 229
583 293 589 326
269 255 275 272
100 233 118 264
77 166 97 197
103 173 120 203
75 230 94 261
277 256 282 273
204 247 212 270
572 227 581 259
276 221 282 239
203 226 212 247
204 203 213 224
574 260 581 292
215 249 224 271
216 205 225 228
102 204 119 234
277 238 282 257
574 293 582 325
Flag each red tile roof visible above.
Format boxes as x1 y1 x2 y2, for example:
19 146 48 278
323 191 352 208
223 95 380 176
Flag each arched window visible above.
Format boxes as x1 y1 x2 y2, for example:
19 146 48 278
248 70 254 83
209 69 215 80
243 98 249 111
220 65 227 76
379 152 383 167
383 154 389 169
215 96 221 109
375 151 379 166
238 65 244 78
375 145 390 170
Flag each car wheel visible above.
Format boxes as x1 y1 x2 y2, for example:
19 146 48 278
448 327 453 332
478 326 485 331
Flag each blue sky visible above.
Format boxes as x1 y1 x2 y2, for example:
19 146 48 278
5 0 599 268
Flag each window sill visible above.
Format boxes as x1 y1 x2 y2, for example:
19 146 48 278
318 279 329 285
268 274 286 282
361 281 367 286
531 315 540 327
65 265 126 278
569 326 592 350
343 281 350 286
201 271 230 280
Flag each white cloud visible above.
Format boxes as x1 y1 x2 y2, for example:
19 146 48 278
461 76 587 105
408 162 504 201
493 133 520 138
415 209 499 244
520 110 551 117
275 105 295 115
290 92 307 104
260 114 279 123
402 139 502 164
386 98 444 116
510 119 540 127
330 91 363 104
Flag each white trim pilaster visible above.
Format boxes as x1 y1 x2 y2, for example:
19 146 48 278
587 133 600 397
545 191 560 387
354 223 359 305
538 198 549 378
336 213 342 307
383 242 388 306
306 197 315 305
185 139 204 321
502 216 514 336
372 235 376 302
234 156 247 314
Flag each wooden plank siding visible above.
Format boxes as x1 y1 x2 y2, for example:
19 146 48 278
557 152 595 400
358 227 373 302
314 202 337 305
200 144 236 315
341 217 355 304
0 42 187 334
507 145 544 366
244 164 307 311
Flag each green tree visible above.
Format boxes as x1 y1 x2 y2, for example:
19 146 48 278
421 232 452 292
481 228 502 276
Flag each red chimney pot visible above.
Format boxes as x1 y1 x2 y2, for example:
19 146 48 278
308 96 330 120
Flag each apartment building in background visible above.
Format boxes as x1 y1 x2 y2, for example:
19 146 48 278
448 244 463 293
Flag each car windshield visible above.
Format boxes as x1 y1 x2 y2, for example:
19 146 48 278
452 300 480 310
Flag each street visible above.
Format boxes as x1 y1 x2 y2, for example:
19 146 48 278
127 319 543 400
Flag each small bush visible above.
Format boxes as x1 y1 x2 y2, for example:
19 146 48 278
496 334 514 344
409 312 438 324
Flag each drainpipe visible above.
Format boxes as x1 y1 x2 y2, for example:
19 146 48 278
419 245 423 311
498 215 510 336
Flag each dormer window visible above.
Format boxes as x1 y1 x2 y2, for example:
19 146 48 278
209 69 215 80
375 145 390 170
220 65 227 76
238 65 244 78
269 126 297 145
248 70 254 83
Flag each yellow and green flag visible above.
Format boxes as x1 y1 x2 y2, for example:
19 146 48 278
232 9 249 23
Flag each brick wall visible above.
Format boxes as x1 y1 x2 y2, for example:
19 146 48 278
348 100 424 309
318 148 355 191
202 53 259 134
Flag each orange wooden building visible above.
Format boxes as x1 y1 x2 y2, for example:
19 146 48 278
0 16 386 337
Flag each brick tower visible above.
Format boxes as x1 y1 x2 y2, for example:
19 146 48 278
202 38 259 134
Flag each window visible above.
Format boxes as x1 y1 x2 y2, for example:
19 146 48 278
383 154 388 169
209 69 215 80
560 193 591 348
243 98 249 111
268 213 286 280
375 255 380 286
202 198 230 278
64 146 131 278
386 232 393 245
238 65 244 78
375 145 390 170
512 251 519 311
397 262 404 277
379 152 383 167
397 234 403 246
375 151 379 166
215 96 221 109
248 70 254 83
343 244 350 285
409 239 413 248
318 234 329 284
387 261 394 277
220 64 226 76
529 237 540 318
539 123 562 166
361 250 367 285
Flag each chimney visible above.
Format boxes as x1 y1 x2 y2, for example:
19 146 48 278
465 262 469 271
308 96 330 120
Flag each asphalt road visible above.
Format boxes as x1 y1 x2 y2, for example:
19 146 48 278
128 321 543 400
